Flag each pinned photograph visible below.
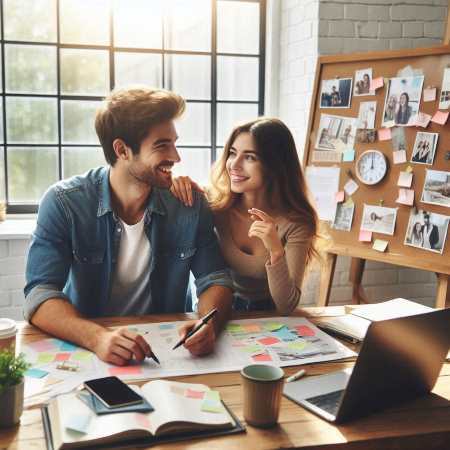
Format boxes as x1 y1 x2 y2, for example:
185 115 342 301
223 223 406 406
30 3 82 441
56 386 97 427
357 101 377 129
354 68 374 96
382 76 424 127
332 202 355 232
404 209 449 254
411 132 438 165
320 78 353 108
360 204 397 236
391 127 407 152
439 68 450 110
421 169 450 208
315 114 357 151
355 128 377 144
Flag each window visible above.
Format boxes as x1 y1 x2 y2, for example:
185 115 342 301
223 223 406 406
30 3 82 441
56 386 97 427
0 0 266 213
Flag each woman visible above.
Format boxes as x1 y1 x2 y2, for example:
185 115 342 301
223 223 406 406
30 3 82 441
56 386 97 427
395 92 412 125
411 222 424 247
384 95 397 122
413 140 430 164
171 118 318 314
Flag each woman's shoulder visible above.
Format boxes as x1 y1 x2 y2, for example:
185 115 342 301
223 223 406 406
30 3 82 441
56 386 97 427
278 217 314 241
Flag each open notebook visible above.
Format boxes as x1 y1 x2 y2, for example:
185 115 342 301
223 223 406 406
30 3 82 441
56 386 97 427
42 379 244 450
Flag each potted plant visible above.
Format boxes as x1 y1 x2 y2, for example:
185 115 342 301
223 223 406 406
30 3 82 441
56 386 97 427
0 347 30 427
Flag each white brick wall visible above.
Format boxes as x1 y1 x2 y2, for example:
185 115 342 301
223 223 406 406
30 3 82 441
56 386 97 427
279 0 447 308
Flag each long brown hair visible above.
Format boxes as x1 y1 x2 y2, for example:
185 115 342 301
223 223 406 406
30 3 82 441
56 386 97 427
209 117 320 262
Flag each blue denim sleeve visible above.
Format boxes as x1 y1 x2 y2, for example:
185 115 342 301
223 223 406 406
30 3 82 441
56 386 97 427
23 187 72 321
191 193 233 297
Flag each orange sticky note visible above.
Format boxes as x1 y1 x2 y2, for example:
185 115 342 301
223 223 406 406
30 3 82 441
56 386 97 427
373 239 388 252
370 77 384 91
359 230 372 242
335 191 345 203
378 128 392 141
423 87 437 102
109 366 143 376
393 150 407 164
431 110 449 125
396 188 414 206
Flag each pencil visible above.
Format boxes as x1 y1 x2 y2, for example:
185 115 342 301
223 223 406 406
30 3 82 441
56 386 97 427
286 369 306 383
141 331 160 364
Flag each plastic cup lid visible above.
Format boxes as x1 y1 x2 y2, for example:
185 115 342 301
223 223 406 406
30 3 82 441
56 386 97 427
0 318 17 338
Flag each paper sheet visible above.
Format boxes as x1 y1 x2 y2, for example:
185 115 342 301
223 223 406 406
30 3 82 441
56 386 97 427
397 171 413 188
305 166 340 221
396 188 414 206
393 150 407 164
423 87 437 102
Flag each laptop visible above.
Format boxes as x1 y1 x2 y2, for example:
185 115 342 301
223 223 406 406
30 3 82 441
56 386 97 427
283 308 450 423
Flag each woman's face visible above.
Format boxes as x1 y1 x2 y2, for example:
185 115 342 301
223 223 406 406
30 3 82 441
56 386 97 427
363 74 369 84
226 132 264 194
400 93 407 106
388 96 396 107
414 222 422 233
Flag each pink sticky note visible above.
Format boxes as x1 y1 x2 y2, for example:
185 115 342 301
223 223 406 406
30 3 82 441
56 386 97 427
296 325 315 337
54 353 71 362
414 112 432 128
109 366 143 376
396 188 414 206
335 191 345 203
423 87 437 102
378 128 392 141
29 339 57 352
393 150 407 164
258 337 280 346
252 354 272 362
431 110 449 125
185 388 206 399
359 230 373 242
370 77 384 91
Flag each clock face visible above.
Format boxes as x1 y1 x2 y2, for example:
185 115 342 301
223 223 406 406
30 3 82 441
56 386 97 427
355 150 388 185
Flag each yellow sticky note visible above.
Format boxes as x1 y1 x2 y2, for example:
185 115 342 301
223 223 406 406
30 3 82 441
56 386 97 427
373 239 388 252
344 197 354 207
406 165 413 173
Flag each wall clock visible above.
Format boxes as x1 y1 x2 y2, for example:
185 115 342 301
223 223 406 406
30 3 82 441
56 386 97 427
355 150 388 185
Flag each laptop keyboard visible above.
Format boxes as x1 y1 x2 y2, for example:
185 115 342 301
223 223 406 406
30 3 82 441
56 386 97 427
305 390 345 417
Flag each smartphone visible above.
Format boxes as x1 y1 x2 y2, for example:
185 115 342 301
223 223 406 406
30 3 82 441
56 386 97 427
83 376 143 409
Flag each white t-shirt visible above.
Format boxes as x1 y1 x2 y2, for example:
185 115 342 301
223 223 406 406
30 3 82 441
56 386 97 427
106 216 152 315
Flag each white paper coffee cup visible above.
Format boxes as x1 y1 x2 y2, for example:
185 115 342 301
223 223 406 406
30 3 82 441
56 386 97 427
0 318 17 353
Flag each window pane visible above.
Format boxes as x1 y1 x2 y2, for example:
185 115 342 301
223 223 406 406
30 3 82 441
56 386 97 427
7 147 58 203
63 147 105 179
216 103 259 146
61 101 101 145
217 56 259 101
0 48 2 94
5 45 57 94
164 55 210 100
164 0 211 52
4 0 57 42
0 105 3 144
0 150 5 202
176 103 210 146
173 148 210 185
115 53 162 89
60 0 109 45
61 49 109 96
6 97 58 144
113 0 163 49
217 1 259 54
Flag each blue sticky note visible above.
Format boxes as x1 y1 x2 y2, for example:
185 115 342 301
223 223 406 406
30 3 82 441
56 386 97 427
25 368 49 379
343 149 355 162
272 327 297 342
65 414 91 434
60 341 78 352
159 323 175 330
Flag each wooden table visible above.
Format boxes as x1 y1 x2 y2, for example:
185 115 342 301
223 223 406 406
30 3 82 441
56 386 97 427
1 307 450 450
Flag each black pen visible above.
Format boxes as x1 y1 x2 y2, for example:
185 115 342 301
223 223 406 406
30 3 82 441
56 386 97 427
172 308 218 350
316 325 359 344
142 332 160 364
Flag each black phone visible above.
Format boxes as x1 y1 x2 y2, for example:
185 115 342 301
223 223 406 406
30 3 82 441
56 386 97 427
83 376 143 409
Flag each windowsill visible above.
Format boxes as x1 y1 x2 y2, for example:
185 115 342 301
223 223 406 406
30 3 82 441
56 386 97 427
0 217 36 239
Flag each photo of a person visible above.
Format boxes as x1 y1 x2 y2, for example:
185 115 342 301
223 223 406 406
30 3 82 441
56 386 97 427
354 68 374 96
320 78 353 108
411 132 438 165
421 169 450 208
391 127 406 152
315 114 357 151
404 209 449 254
357 101 376 129
332 202 355 232
439 68 450 109
360 204 397 236
356 128 377 144
382 76 424 127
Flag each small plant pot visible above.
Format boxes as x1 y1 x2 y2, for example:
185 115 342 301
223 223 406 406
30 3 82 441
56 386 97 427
0 379 24 427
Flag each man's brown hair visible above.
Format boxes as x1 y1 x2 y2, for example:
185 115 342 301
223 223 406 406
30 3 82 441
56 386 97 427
95 87 185 165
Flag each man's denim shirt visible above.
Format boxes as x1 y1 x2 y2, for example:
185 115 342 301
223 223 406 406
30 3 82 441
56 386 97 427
24 166 233 320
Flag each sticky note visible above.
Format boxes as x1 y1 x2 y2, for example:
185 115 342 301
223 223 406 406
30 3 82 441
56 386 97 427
431 110 449 125
59 341 78 352
343 149 355 162
54 353 71 362
335 191 345 203
393 150 407 164
423 87 437 102
37 353 54 364
243 324 261 333
185 388 206 399
65 414 91 434
258 337 280 346
370 77 384 91
398 171 413 188
252 353 272 362
396 188 414 206
241 344 264 355
378 128 392 141
295 325 315 337
373 239 388 252
415 112 432 128
29 339 57 352
205 391 221 402
263 322 284 332
344 179 359 196
159 323 175 330
344 197 354 207
72 351 94 361
287 341 307 351
109 366 143 376
359 230 373 242
25 368 49 379
272 328 297 341
225 324 244 333
201 398 224 413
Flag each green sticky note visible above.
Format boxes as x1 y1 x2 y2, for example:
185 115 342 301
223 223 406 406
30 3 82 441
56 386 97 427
343 149 355 162
263 322 285 332
72 351 94 361
201 399 224 413
205 390 221 402
225 323 243 332
37 353 55 364
241 344 263 354
287 341 307 351
373 239 388 252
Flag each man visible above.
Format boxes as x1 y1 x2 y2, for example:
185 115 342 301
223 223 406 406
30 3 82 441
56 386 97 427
24 87 233 366
422 213 439 250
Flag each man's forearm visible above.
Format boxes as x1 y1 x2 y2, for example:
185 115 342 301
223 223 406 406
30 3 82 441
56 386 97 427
31 298 107 352
197 285 232 334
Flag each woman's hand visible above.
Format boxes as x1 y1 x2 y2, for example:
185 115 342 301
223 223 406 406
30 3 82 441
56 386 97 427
248 208 284 264
170 176 204 207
